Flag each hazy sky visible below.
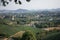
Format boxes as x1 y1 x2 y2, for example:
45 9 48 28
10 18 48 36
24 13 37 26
0 0 60 10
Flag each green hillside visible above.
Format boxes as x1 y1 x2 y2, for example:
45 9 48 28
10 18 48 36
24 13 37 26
0 24 41 37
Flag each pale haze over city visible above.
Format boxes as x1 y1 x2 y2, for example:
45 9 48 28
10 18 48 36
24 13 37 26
0 0 60 10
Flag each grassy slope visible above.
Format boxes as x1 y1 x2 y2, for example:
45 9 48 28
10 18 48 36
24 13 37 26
42 32 60 40
0 24 41 37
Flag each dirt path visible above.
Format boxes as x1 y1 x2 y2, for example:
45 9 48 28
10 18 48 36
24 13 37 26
42 27 60 31
10 31 25 37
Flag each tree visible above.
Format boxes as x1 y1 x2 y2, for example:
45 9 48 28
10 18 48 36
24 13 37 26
21 30 36 40
1 0 31 6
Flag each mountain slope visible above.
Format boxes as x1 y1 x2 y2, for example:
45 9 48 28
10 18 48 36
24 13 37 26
0 9 29 13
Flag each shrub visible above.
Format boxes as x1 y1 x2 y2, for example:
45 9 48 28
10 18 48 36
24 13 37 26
21 30 36 40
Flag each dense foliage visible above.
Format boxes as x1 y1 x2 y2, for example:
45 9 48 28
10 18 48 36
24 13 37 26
21 31 36 40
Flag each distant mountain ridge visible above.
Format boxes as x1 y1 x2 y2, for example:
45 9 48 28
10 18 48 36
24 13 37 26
0 9 29 13
0 8 60 13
